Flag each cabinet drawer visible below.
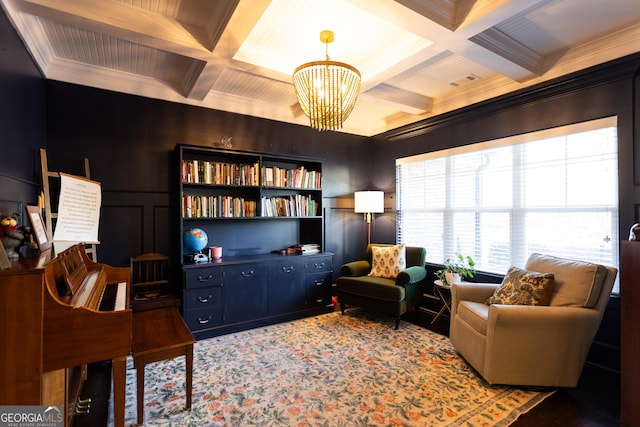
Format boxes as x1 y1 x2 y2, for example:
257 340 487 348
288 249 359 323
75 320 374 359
184 267 224 289
184 306 223 331
305 256 332 274
184 287 223 310
306 271 332 305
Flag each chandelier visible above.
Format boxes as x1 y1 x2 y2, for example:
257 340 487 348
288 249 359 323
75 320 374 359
292 30 361 131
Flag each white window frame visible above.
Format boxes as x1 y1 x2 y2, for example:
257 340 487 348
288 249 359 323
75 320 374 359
396 117 619 292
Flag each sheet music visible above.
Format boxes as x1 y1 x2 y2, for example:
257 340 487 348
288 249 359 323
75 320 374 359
53 173 101 244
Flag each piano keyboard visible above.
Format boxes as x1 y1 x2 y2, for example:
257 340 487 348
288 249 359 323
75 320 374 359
98 282 127 311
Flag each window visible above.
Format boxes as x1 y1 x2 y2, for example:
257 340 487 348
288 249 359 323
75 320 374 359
396 117 619 292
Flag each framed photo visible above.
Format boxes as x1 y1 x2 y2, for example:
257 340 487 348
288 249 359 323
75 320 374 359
25 205 51 251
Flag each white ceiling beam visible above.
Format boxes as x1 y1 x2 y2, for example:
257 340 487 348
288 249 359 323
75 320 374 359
13 0 215 59
184 0 270 100
352 0 537 82
364 84 433 114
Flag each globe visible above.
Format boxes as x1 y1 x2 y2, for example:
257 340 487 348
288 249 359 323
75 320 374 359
184 228 208 253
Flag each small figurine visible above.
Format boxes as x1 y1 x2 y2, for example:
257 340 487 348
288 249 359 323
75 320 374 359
0 212 24 259
212 136 233 149
629 223 640 241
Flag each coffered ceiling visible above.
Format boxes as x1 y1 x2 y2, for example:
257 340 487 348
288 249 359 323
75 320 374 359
2 0 639 136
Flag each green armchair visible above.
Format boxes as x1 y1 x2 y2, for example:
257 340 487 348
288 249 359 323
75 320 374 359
336 244 427 329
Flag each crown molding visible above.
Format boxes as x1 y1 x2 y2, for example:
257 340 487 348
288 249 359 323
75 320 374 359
384 53 640 142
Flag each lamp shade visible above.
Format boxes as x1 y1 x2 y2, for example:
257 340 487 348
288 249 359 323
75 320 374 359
354 191 384 214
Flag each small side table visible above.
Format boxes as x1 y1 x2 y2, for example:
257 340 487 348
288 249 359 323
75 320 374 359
431 280 453 324
132 307 196 425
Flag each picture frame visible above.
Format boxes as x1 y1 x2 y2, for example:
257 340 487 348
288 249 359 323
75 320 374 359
25 205 51 252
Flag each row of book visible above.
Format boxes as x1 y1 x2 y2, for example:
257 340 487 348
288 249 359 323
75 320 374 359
181 159 321 189
182 194 320 218
262 166 321 189
182 195 258 218
261 195 318 217
181 160 260 186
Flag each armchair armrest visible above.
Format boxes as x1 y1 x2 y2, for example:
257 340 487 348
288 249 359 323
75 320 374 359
451 282 500 318
340 260 371 277
488 304 602 336
396 266 426 287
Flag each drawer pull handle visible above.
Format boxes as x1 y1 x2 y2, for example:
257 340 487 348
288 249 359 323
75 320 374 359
314 262 325 269
197 294 213 303
314 279 325 286
315 298 324 303
241 270 255 277
198 274 213 282
198 316 212 324
282 266 294 273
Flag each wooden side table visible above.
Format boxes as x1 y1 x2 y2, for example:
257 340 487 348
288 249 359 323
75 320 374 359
132 307 196 425
431 280 453 324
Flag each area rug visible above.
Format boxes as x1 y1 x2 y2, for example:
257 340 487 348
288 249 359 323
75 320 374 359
113 309 554 426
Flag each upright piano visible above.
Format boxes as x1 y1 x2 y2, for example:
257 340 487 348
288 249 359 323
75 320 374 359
0 243 131 427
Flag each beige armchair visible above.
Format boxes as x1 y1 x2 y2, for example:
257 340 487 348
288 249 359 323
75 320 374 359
450 253 617 387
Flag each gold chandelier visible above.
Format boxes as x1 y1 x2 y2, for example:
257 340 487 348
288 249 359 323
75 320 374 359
292 30 361 131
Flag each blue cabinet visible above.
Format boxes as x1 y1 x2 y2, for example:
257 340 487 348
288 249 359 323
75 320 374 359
182 253 333 339
305 255 333 307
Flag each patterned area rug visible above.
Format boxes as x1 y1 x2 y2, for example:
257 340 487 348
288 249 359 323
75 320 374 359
114 310 554 426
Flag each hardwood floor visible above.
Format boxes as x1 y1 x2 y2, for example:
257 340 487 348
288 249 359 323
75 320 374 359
76 307 621 426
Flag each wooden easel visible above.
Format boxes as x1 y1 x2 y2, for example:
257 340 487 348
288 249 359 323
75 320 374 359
40 148 97 261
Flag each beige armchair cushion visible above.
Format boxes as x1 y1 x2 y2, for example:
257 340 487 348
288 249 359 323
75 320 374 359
525 253 608 308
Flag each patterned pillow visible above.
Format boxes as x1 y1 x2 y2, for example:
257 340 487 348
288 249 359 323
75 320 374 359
486 266 555 306
368 244 406 279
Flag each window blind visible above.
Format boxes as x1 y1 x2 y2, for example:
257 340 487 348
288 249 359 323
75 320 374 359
397 117 619 291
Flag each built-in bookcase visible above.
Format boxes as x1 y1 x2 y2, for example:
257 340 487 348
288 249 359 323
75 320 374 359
176 144 325 262
175 144 332 339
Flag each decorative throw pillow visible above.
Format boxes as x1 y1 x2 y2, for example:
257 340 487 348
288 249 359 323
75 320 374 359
368 244 406 279
486 266 555 306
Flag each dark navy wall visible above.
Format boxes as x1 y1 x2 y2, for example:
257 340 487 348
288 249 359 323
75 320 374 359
0 8 45 215
43 82 372 270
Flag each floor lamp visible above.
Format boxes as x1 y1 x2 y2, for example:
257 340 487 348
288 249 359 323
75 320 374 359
354 191 384 246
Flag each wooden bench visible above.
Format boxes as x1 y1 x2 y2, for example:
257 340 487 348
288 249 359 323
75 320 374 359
131 307 195 425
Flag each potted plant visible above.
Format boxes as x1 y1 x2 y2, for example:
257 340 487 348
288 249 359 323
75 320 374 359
436 253 476 286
